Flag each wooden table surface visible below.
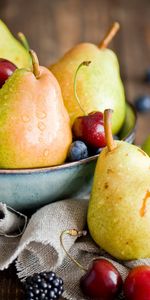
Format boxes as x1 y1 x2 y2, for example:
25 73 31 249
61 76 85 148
0 0 150 299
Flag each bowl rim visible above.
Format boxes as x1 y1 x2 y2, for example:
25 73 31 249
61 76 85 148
0 103 137 174
0 154 97 174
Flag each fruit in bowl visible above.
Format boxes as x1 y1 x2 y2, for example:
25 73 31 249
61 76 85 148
72 61 106 149
0 21 136 212
0 103 136 212
0 50 72 169
50 22 126 134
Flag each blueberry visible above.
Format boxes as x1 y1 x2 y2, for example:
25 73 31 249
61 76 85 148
135 95 150 112
145 69 150 83
67 141 88 161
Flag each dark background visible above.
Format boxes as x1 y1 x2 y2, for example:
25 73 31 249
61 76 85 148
0 1 150 298
0 0 150 145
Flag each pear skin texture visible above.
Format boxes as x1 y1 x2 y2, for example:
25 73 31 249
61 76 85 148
87 141 150 260
0 67 72 168
50 43 126 134
0 19 31 69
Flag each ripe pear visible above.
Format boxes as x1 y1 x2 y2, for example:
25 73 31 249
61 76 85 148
142 135 150 156
88 109 150 260
0 50 72 169
50 23 126 134
0 19 31 69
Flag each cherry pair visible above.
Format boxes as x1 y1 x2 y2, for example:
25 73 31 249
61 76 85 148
80 258 150 300
60 229 150 300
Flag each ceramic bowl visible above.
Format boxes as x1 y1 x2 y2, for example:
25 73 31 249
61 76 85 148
0 103 136 212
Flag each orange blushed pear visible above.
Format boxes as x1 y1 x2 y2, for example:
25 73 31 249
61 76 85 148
0 50 72 168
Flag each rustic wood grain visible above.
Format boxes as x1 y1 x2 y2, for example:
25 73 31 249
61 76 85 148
0 0 150 298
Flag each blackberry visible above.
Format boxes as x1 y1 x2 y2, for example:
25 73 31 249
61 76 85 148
24 271 64 300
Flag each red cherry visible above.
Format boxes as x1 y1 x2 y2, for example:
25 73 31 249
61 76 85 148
80 259 123 299
72 111 106 148
0 58 17 88
124 266 150 300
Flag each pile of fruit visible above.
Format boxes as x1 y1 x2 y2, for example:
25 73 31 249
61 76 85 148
0 20 128 169
0 18 150 300
59 104 150 300
0 19 149 166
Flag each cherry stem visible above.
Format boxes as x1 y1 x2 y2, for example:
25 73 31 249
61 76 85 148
29 50 40 78
104 109 116 151
18 32 30 51
99 22 120 49
60 229 88 272
74 61 91 115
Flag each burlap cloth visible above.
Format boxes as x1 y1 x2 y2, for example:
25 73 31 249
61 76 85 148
0 199 150 300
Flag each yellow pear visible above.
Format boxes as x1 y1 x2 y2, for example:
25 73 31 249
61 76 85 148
50 23 126 134
88 109 150 260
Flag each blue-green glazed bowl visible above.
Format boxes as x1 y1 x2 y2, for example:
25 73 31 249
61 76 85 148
0 103 136 212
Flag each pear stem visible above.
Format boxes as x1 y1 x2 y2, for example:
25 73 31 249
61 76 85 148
60 229 88 272
29 50 40 78
104 109 116 151
18 32 30 51
74 61 91 115
99 22 120 49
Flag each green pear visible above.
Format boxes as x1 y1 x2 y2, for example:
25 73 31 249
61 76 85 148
0 50 72 169
0 19 31 68
50 23 126 134
142 135 150 156
88 109 150 260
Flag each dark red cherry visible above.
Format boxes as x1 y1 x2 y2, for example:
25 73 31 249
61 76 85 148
0 58 17 88
72 111 106 148
124 266 150 300
80 259 123 299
